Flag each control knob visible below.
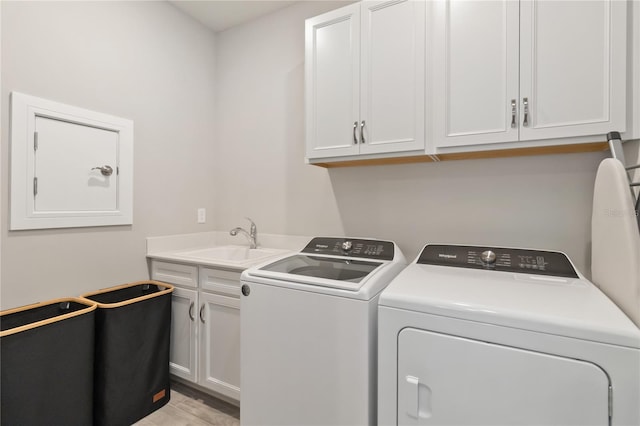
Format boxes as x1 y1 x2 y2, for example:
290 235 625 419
342 241 353 252
480 250 497 264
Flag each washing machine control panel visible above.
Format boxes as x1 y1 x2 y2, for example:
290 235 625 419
417 245 578 278
302 237 395 261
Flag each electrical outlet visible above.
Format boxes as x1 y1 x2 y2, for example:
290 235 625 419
197 208 206 224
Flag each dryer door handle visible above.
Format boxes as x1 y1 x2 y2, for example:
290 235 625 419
405 375 432 420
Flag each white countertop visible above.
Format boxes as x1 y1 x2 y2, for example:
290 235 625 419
146 231 311 270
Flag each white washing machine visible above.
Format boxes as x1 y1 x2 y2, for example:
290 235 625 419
378 244 640 426
240 237 406 426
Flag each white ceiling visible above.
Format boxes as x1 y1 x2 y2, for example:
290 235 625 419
169 1 298 32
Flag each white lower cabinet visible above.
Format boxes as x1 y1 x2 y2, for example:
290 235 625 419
169 286 198 382
152 260 241 403
198 292 240 400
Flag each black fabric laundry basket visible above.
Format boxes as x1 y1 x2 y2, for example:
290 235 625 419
0 298 97 426
81 280 174 426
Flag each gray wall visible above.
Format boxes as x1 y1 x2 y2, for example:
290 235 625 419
1 1 616 309
214 1 349 237
214 1 608 271
1 1 217 309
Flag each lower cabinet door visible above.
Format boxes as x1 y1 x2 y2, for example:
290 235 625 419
198 292 241 401
170 287 198 382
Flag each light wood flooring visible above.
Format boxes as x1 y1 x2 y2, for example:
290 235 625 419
134 382 240 426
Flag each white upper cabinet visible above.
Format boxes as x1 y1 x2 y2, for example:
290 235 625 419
431 0 519 147
305 4 360 159
431 0 627 150
305 0 425 160
519 0 627 141
360 0 425 155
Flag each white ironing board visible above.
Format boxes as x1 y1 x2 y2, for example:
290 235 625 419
591 155 640 328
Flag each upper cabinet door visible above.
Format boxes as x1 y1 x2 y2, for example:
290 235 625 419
431 0 520 149
305 4 361 159
360 0 426 155
519 0 627 141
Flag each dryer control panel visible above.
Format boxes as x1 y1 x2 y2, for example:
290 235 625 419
417 245 578 278
302 237 395 261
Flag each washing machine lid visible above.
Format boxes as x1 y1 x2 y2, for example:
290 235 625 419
254 254 383 290
380 244 640 348
243 237 406 295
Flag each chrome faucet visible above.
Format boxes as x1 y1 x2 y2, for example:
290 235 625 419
230 217 257 249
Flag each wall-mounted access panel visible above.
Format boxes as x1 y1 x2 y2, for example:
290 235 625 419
10 92 133 230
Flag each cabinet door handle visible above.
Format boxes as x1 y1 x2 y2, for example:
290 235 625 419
522 97 529 127
199 304 205 323
360 120 366 144
511 99 517 128
353 121 359 144
188 302 195 321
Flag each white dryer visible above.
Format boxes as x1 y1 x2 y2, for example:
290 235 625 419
378 244 640 426
241 237 406 426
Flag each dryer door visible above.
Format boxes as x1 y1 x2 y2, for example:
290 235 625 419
397 328 610 425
